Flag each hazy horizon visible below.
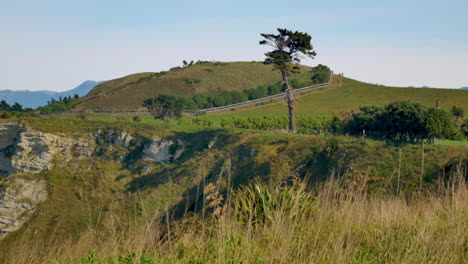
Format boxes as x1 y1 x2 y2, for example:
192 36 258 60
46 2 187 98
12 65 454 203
1 0 467 91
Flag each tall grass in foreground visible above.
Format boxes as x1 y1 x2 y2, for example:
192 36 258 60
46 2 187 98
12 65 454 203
3 173 467 264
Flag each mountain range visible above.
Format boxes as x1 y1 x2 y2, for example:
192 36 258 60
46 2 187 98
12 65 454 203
0 80 104 108
460 87 468 90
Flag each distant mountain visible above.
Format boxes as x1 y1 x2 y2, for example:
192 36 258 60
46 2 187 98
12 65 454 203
407 86 430 88
460 87 468 90
0 80 104 108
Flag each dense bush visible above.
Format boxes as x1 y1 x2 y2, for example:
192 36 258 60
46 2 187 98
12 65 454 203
343 101 461 141
425 108 458 140
0 111 13 119
311 72 330 84
132 116 142 122
451 105 464 119
143 95 183 121
268 82 283 95
290 79 310 88
310 64 331 84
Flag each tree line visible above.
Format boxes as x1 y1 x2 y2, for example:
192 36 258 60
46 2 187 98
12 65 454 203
0 100 35 118
37 94 80 114
0 94 81 118
0 100 29 112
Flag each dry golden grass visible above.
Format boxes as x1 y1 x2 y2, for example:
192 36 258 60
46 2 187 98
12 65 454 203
3 171 467 264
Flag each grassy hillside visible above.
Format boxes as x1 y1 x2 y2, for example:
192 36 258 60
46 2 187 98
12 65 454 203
209 76 468 118
77 63 467 115
0 116 466 263
77 62 315 111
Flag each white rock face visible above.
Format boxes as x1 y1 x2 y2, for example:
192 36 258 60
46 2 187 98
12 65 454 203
0 122 94 177
143 138 185 165
0 178 48 239
208 136 218 150
0 122 19 149
102 129 134 147
174 139 186 160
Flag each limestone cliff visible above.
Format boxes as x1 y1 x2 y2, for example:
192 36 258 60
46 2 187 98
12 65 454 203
0 122 94 177
0 122 187 239
143 138 185 165
0 178 48 239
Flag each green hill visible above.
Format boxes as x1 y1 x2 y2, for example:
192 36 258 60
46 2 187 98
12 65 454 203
77 62 316 111
77 62 467 114
209 75 468 118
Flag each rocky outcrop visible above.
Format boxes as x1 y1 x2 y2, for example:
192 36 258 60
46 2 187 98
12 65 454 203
208 136 218 150
0 122 94 177
143 138 185 165
96 129 134 148
0 123 193 240
0 123 20 177
0 177 48 239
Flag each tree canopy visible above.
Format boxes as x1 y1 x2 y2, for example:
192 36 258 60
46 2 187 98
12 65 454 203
260 28 317 73
143 95 183 121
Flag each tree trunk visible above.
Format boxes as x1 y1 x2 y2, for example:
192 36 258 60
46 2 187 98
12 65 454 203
281 70 296 133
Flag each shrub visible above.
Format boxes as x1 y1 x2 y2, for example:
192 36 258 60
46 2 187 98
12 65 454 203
290 79 310 88
268 83 282 95
184 79 201 84
310 64 331 84
143 95 183 121
77 113 87 120
325 136 339 156
192 117 214 127
425 108 457 139
311 72 330 84
192 95 212 109
230 90 248 103
132 116 142 122
0 111 13 119
451 105 464 119
177 118 192 126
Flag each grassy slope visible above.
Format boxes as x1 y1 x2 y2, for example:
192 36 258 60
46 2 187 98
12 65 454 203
77 63 467 114
77 62 314 111
208 76 468 119
0 116 467 263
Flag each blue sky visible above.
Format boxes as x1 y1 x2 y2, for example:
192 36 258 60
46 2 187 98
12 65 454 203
1 0 467 91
